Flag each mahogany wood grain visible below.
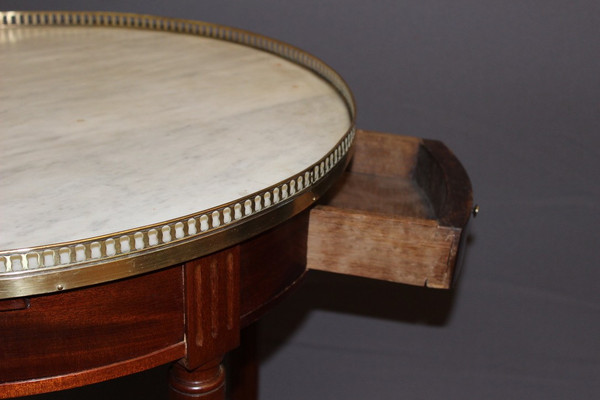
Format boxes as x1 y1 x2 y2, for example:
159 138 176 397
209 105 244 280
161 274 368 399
238 211 309 326
1 213 310 399
169 359 225 400
3 345 184 399
168 248 241 400
0 267 185 398
0 298 29 312
181 249 240 370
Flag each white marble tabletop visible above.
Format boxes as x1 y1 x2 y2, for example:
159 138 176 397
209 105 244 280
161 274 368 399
0 25 351 251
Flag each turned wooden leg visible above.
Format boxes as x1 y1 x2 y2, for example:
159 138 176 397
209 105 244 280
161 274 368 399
170 248 241 399
169 359 226 400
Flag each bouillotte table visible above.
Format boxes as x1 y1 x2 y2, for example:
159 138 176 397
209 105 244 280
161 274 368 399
0 11 474 400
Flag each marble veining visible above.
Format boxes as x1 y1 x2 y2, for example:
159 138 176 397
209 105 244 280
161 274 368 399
0 25 351 251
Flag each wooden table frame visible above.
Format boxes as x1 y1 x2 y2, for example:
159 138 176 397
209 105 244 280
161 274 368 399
0 130 473 399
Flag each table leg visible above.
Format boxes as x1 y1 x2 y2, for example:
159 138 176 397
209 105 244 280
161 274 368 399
169 358 226 400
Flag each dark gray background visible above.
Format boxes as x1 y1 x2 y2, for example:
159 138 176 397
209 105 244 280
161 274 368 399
3 1 599 399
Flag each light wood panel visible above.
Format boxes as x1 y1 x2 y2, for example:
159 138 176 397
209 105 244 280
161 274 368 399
307 130 473 289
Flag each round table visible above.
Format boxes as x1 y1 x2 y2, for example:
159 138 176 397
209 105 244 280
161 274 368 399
0 11 473 400
0 11 353 399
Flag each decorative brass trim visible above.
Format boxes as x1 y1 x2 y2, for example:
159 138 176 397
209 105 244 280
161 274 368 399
0 11 356 299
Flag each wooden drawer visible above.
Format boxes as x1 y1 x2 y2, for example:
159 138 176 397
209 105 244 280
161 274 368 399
307 130 474 289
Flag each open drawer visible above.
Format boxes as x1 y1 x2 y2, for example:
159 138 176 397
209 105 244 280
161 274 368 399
307 129 474 289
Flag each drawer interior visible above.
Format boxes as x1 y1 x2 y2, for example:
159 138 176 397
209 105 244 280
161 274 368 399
307 130 473 289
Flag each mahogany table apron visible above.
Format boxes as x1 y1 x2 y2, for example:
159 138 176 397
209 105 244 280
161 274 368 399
0 11 474 400
0 211 313 399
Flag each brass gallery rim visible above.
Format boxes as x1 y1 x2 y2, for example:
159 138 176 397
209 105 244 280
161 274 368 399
0 11 356 299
